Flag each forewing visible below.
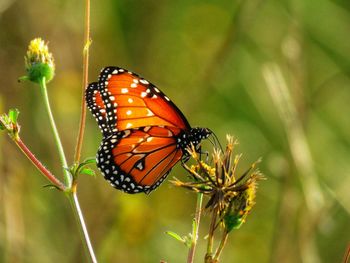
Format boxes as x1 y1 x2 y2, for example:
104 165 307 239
97 67 191 132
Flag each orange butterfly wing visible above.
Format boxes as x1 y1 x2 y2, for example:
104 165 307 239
86 83 112 137
87 67 198 194
97 67 191 132
97 126 183 193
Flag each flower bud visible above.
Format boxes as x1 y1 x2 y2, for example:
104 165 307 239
224 180 257 232
24 38 55 83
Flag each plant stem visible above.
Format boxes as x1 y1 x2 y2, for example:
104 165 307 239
187 192 203 263
39 77 72 187
74 0 91 164
39 77 96 262
206 207 219 260
343 244 350 263
14 137 66 191
213 230 229 261
68 190 97 263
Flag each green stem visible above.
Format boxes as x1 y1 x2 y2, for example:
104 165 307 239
39 77 97 261
39 77 72 187
213 229 229 261
187 192 203 263
68 191 97 263
206 207 219 261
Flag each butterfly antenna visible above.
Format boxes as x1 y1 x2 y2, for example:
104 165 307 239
209 131 223 152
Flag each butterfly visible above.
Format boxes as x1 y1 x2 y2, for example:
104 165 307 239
86 66 212 194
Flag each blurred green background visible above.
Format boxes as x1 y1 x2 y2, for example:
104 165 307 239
1 0 350 262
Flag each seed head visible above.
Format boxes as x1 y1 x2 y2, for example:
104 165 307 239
23 38 55 84
172 135 264 231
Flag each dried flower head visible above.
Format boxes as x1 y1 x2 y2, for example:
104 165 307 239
172 135 263 231
23 38 55 83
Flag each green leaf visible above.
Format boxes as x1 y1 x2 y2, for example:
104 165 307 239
224 214 244 232
43 184 61 190
8 108 19 123
80 168 96 177
82 157 96 165
76 157 96 171
0 118 5 130
0 114 11 131
165 231 186 244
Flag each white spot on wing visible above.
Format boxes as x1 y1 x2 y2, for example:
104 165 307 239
121 88 128 94
123 130 131 137
147 109 153 116
128 98 133 103
136 162 144 170
140 79 149 85
126 123 132 128
126 110 132 116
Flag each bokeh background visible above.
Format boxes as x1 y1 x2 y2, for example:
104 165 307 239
1 0 350 262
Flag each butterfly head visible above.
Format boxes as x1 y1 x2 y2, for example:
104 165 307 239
189 127 212 141
178 127 212 153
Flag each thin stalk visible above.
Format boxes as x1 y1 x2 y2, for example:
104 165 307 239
68 191 97 263
39 77 72 187
74 0 91 163
343 244 350 263
206 206 219 259
14 137 66 191
187 192 203 263
39 77 96 262
213 230 229 261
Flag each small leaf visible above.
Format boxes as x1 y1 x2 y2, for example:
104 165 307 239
0 119 6 130
0 114 11 131
165 231 186 244
82 157 96 165
80 168 96 177
8 108 19 123
76 157 96 171
43 184 61 190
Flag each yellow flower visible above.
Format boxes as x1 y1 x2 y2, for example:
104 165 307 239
23 38 55 83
